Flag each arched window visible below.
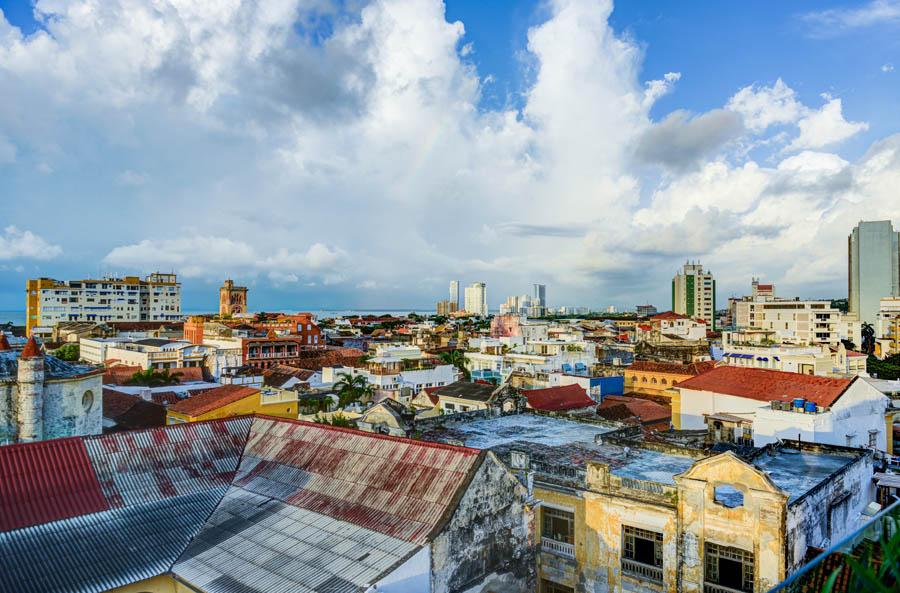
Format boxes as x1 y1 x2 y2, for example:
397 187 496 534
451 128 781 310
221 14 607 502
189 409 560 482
641 377 648 383
631 376 638 382
651 378 658 384
82 390 94 413
661 378 668 385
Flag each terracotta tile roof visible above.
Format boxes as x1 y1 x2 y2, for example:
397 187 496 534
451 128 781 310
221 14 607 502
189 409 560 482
525 384 595 412
598 395 671 426
102 365 204 385
629 360 716 376
847 351 867 358
675 366 854 407
102 388 141 417
168 385 259 417
102 388 167 431
651 311 687 321
236 416 481 544
20 337 42 359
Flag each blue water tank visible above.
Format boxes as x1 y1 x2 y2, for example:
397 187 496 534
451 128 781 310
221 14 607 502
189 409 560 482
804 401 817 413
793 398 805 410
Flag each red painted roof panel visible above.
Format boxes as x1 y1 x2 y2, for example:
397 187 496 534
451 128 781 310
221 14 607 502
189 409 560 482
0 437 108 531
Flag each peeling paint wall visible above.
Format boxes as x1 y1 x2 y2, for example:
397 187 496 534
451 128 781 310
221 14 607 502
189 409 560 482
784 451 874 571
431 452 535 593
0 371 101 443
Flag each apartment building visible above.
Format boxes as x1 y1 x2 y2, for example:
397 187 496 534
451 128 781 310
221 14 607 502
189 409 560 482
25 273 181 336
672 261 716 330
465 337 598 382
423 413 873 593
848 220 900 326
464 281 488 316
876 296 900 356
321 345 457 399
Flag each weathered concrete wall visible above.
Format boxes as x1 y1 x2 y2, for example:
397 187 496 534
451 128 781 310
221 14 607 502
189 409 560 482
676 453 788 593
431 452 535 593
535 486 584 591
0 382 16 443
43 374 103 440
17 357 44 441
784 450 873 571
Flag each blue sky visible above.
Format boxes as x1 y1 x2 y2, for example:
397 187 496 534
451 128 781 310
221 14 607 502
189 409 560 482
1 0 899 313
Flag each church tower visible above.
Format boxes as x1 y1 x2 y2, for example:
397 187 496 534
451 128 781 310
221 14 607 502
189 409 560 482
16 337 44 442
219 279 249 316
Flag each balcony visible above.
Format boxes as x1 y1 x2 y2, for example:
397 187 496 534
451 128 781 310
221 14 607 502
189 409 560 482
541 537 575 559
704 584 747 593
622 559 663 584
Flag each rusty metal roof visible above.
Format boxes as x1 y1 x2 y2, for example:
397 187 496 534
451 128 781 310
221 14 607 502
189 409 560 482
237 417 481 544
0 437 108 532
83 416 252 508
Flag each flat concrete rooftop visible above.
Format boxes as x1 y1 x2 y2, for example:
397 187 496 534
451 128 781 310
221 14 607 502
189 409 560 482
752 448 854 504
425 413 614 449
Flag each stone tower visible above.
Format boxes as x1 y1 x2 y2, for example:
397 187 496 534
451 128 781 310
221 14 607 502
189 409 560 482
17 336 44 442
219 279 249 316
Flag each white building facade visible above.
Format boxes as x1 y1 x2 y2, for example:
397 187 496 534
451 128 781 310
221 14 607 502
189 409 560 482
464 282 488 317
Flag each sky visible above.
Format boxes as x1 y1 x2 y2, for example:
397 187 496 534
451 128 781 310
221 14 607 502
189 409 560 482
0 0 899 312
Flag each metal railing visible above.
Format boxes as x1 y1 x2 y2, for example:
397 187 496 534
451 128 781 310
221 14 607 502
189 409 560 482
540 536 575 559
621 559 663 583
767 497 900 592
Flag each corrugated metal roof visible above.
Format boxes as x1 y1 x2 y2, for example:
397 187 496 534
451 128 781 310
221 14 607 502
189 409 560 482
0 437 108 532
84 416 252 508
237 417 480 544
0 488 225 593
173 487 418 593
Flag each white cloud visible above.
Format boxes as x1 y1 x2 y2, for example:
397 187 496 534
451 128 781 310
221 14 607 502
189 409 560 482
117 170 149 186
0 0 896 307
727 78 804 132
802 0 900 35
103 235 347 281
787 98 869 151
0 226 62 260
883 63 895 72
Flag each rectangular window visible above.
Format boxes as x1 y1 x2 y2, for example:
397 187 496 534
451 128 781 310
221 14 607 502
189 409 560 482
868 430 878 447
542 507 574 545
705 542 753 593
622 525 663 582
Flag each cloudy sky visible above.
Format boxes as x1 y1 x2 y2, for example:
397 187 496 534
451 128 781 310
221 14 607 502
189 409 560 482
1 0 899 312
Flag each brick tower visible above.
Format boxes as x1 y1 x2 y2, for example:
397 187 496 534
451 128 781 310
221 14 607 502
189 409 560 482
219 279 249 316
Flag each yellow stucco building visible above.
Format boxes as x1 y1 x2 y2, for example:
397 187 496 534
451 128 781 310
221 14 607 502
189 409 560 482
625 360 716 398
166 385 297 424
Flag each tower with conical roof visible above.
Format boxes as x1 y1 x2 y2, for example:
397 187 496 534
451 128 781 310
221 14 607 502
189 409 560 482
16 337 44 442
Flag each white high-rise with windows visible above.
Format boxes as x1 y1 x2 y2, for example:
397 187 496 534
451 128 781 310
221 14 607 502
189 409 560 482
848 220 900 326
672 262 716 330
464 282 488 317
449 280 460 310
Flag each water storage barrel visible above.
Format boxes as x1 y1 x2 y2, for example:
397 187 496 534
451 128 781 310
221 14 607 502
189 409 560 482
793 398 805 411
804 401 817 413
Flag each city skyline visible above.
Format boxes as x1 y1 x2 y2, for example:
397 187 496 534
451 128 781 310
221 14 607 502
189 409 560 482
2 0 900 310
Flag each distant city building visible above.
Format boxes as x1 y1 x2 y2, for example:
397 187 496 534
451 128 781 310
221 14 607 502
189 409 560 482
0 336 103 442
436 299 458 316
876 296 900 357
848 220 900 326
751 278 775 300
25 273 181 336
219 279 249 316
672 261 716 330
464 282 488 316
636 304 658 317
449 280 460 309
533 283 546 307
605 305 617 314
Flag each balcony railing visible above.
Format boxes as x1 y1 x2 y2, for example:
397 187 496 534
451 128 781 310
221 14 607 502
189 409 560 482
704 584 748 593
621 559 663 583
540 537 575 559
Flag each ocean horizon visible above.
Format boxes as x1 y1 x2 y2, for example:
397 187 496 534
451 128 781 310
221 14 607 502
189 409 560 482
0 308 437 327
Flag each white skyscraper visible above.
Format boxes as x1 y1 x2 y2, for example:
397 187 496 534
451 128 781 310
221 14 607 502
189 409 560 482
533 284 546 307
449 280 460 309
672 262 716 330
849 220 900 326
464 282 488 317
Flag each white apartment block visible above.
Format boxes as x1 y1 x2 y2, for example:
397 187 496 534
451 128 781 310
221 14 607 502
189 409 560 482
733 299 856 346
464 337 597 380
82 337 210 370
26 273 181 335
321 345 458 399
464 282 488 316
720 337 867 377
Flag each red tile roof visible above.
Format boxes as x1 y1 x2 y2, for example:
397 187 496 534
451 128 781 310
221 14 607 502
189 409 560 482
847 351 867 358
102 388 167 431
629 360 716 376
168 385 259 417
20 337 42 359
675 366 854 407
103 365 205 385
651 311 687 321
525 384 595 412
0 437 108 531
237 417 481 544
0 334 10 351
598 395 671 426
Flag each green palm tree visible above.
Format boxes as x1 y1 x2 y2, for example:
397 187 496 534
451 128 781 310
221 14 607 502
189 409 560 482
333 373 374 407
125 368 183 387
439 349 470 380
